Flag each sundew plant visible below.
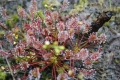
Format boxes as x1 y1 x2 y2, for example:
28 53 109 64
0 0 107 80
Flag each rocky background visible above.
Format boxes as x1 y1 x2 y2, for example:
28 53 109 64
0 0 120 80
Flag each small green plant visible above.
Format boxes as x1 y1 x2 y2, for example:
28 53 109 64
69 0 88 15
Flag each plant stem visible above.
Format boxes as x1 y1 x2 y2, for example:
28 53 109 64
5 57 15 80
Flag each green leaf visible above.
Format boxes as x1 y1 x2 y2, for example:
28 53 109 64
6 19 13 29
108 0 112 10
11 14 19 23
104 22 109 27
77 72 84 80
0 30 5 38
6 14 19 29
55 48 60 55
36 10 45 21
57 68 64 73
0 69 6 80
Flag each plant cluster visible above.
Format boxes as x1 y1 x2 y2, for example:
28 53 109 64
0 0 106 80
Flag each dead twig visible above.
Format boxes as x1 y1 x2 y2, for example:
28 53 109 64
0 22 8 30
